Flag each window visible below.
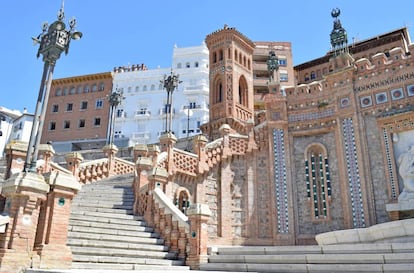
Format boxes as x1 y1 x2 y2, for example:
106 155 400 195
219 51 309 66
99 82 105 91
177 63 182 69
195 62 199 68
80 101 88 110
186 62 190 68
304 144 332 221
96 99 103 109
77 85 83 94
63 120 70 129
63 87 68 96
83 85 90 93
66 103 73 112
310 71 316 80
69 86 76 94
94 117 101 126
280 72 288 82
78 119 85 128
55 89 62 96
279 58 287 66
91 84 98 92
117 109 125 118
52 104 59 113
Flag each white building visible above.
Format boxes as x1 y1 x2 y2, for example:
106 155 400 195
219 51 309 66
0 107 33 158
113 43 209 146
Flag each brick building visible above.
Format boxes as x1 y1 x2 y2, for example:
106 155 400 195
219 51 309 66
136 14 414 246
40 72 113 152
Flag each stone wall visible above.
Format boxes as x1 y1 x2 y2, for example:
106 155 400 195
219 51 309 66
363 115 390 224
292 131 346 236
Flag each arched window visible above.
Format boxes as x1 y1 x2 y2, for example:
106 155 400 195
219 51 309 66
194 62 199 68
304 143 332 220
238 75 248 107
91 84 98 92
177 63 182 69
213 78 223 104
234 50 238 61
174 188 191 214
213 52 217 63
219 50 223 61
99 82 105 91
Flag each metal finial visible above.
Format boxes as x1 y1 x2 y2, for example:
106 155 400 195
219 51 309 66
331 8 340 18
57 0 65 20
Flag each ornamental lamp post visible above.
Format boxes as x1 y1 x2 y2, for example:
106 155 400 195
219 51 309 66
107 90 124 146
267 49 279 83
161 70 182 133
25 2 82 172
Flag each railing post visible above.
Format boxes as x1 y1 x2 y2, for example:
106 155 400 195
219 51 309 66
186 203 212 270
37 143 55 174
0 172 49 272
103 144 118 176
64 152 83 181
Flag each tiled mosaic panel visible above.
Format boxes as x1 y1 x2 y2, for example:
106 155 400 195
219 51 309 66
272 128 289 233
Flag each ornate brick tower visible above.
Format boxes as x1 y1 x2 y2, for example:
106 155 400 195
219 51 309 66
203 25 255 139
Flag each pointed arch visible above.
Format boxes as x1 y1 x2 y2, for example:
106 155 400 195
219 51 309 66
304 143 332 221
238 75 248 107
213 76 223 104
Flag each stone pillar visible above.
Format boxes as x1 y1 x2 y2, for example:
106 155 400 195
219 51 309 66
159 132 177 176
144 167 168 227
218 124 233 240
103 144 118 176
193 135 209 174
133 144 148 162
0 172 49 272
4 140 28 180
37 144 55 174
65 152 83 180
34 171 81 269
186 203 212 270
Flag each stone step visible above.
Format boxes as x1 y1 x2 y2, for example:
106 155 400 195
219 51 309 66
70 206 134 214
68 237 166 251
74 192 134 199
73 252 183 266
68 230 162 244
70 262 189 271
70 246 176 260
207 252 414 264
200 262 414 273
70 210 140 220
69 214 145 226
72 207 133 216
72 203 133 210
68 224 155 233
69 218 153 232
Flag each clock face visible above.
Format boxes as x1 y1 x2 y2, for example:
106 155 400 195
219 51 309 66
57 30 68 47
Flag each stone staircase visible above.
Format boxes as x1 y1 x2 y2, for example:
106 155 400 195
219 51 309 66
67 173 189 271
200 243 414 273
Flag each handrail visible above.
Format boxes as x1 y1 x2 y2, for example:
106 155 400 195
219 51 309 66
153 187 189 231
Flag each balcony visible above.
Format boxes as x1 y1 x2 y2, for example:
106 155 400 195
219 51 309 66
134 110 151 119
183 84 209 95
131 131 151 143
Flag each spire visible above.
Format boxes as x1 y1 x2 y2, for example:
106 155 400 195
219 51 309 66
330 8 348 56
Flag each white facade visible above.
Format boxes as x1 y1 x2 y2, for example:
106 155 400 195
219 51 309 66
113 43 209 146
0 107 33 158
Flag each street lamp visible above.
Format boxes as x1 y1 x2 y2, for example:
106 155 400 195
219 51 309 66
267 50 279 83
25 2 82 172
161 70 181 133
107 90 124 146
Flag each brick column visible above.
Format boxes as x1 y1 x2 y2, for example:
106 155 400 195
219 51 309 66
34 171 81 269
0 172 49 272
103 144 118 176
4 140 28 180
65 152 83 180
186 203 212 270
37 144 55 174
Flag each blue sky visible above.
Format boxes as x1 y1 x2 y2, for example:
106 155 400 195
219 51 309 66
1 1 414 113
